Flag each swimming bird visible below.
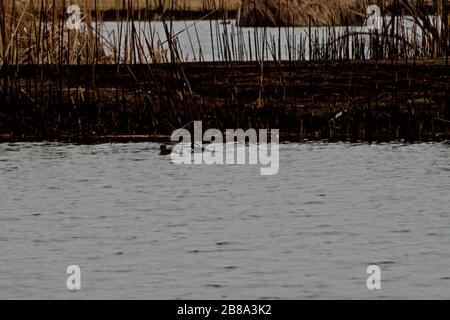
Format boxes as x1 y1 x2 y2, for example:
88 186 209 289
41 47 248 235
159 145 172 156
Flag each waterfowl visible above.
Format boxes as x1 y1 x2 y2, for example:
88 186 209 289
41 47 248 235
159 145 172 155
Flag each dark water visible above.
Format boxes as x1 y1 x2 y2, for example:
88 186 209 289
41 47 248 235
0 142 449 299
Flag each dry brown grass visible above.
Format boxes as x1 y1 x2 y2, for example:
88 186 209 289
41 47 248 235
239 0 370 27
0 0 446 65
0 0 116 65
27 0 240 12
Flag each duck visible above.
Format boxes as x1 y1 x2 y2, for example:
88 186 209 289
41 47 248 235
159 145 172 155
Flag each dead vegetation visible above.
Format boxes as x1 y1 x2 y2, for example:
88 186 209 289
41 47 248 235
239 0 369 27
0 0 115 66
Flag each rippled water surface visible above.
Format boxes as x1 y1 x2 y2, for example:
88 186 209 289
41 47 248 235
0 142 449 299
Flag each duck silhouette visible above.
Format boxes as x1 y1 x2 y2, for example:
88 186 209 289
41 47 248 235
159 145 172 155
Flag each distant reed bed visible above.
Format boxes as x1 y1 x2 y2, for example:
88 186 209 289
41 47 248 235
0 0 448 66
0 0 115 65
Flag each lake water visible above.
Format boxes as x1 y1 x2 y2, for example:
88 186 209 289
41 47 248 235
0 142 449 299
100 17 425 62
